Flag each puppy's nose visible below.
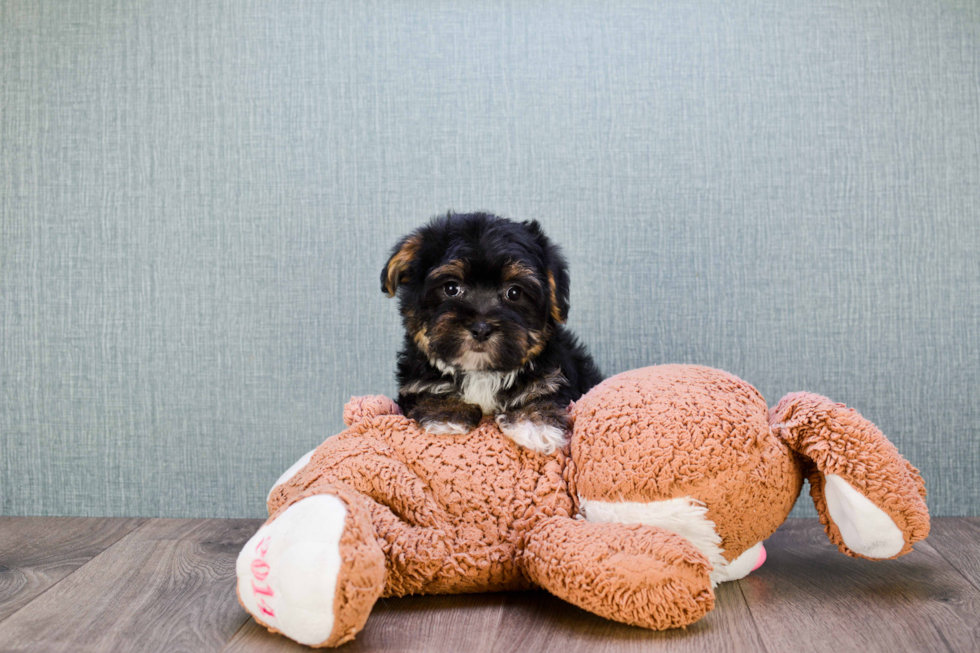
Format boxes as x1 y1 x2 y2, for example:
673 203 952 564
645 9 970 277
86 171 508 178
469 322 494 342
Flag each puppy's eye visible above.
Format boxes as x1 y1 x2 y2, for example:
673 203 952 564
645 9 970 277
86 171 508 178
506 286 523 301
444 281 461 297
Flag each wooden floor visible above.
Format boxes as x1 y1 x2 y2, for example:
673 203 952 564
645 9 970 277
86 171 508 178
0 518 976 653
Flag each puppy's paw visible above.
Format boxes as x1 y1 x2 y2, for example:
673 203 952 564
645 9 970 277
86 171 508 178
408 396 483 435
420 420 470 435
495 404 570 454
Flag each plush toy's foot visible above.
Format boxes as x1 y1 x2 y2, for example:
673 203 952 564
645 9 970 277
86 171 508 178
237 489 386 648
524 516 715 630
771 393 930 559
711 541 766 583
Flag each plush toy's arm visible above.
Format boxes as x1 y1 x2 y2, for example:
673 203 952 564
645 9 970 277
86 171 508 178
522 516 715 630
241 432 460 647
770 392 930 559
268 435 442 528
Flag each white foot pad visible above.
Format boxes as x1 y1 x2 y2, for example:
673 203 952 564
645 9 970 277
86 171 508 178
237 495 347 646
824 474 905 558
496 417 567 454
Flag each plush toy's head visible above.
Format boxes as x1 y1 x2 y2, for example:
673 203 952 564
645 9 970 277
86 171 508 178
566 365 928 582
565 365 803 584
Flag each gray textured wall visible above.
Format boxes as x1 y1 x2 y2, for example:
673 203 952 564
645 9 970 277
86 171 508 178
2 0 978 519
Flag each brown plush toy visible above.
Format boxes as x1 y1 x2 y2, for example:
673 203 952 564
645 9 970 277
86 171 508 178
236 365 930 647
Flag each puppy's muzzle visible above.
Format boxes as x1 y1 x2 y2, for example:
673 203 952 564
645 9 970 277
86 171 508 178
469 321 494 343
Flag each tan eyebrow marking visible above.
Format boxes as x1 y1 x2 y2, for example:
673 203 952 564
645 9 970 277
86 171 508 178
427 259 467 280
503 261 542 287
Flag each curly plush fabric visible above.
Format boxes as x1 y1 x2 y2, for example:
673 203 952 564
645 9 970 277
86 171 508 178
524 517 715 629
237 364 930 648
268 411 572 598
570 365 803 563
248 483 387 647
770 393 930 558
342 395 402 427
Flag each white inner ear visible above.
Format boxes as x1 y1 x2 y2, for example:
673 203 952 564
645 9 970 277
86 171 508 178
823 474 905 558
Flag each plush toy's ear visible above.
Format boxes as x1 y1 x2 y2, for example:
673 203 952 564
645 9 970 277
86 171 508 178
524 220 570 323
344 395 402 426
770 393 930 560
380 232 422 297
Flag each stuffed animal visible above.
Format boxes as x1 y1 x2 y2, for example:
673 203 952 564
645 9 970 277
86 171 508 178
236 365 929 647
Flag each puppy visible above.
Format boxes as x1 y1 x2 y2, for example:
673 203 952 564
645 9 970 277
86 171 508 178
381 212 603 454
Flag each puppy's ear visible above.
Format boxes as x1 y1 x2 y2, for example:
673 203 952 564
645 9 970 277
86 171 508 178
524 220 570 323
381 232 422 297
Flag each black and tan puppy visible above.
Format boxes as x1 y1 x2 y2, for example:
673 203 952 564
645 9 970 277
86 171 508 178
381 212 602 454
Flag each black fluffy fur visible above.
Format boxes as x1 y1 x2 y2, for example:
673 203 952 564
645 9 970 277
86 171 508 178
381 212 603 434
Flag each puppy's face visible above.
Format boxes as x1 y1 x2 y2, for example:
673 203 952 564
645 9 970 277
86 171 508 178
382 213 569 372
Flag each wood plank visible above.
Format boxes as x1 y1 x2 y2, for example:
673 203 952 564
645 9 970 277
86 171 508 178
224 578 764 652
3 517 974 652
488 583 765 653
0 517 144 623
738 519 980 653
0 518 262 653
928 518 980 593
223 593 509 653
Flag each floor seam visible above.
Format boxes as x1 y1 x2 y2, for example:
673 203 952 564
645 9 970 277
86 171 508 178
0 517 148 627
218 614 255 653
924 532 980 595
929 615 956 653
735 580 772 653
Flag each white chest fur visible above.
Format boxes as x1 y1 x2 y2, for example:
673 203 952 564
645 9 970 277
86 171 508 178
460 370 518 414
